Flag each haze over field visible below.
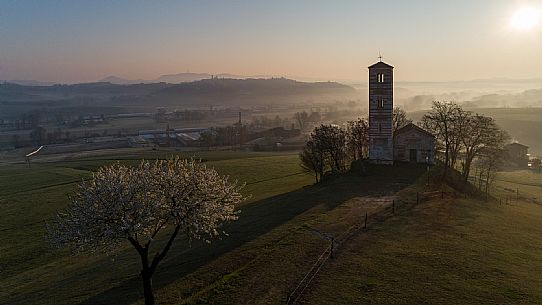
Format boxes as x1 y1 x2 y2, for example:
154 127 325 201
3 2 542 305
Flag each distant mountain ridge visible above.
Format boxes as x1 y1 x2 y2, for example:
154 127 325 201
0 77 357 106
98 72 273 85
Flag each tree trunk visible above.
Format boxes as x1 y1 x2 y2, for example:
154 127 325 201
142 270 155 305
463 157 473 182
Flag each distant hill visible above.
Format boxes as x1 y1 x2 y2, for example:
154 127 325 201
144 77 357 106
0 79 58 86
98 72 271 85
98 76 150 85
0 78 358 118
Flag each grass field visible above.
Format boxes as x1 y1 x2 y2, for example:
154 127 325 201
493 169 542 200
0 150 315 304
3 148 542 305
301 194 542 305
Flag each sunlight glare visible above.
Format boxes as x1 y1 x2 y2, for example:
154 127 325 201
510 6 541 31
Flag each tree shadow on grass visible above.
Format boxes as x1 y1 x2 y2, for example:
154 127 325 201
76 164 426 305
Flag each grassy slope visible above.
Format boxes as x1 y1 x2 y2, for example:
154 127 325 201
0 151 314 304
1 150 427 305
3 148 542 305
493 170 542 200
142 165 426 305
302 173 542 305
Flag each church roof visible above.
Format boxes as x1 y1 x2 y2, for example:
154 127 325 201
506 142 529 149
395 123 434 138
368 61 394 69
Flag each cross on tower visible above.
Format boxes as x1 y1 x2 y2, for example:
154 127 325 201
378 52 383 62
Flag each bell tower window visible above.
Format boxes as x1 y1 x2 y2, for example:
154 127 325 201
377 73 385 83
378 98 384 108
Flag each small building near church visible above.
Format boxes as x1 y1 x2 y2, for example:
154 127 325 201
393 123 435 164
505 142 529 167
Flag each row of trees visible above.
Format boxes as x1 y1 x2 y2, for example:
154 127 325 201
421 101 509 190
299 107 410 182
300 102 509 193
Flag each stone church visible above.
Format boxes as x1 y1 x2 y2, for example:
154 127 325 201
367 59 435 164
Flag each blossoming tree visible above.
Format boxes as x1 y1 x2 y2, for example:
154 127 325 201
48 158 244 305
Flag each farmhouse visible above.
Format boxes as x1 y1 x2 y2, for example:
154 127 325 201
505 142 529 167
367 58 435 164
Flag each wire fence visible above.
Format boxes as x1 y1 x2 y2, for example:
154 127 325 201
286 190 458 305
492 184 541 206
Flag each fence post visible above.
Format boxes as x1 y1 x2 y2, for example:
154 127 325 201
517 188 519 200
364 211 367 229
441 191 444 199
330 236 334 259
392 200 395 215
416 192 420 204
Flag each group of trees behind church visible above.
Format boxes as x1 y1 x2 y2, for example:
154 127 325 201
300 107 410 183
421 101 509 193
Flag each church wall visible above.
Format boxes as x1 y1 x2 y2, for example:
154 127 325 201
394 129 435 164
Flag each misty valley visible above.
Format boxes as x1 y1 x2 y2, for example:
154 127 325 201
2 1 542 305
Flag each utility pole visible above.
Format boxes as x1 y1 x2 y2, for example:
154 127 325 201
238 111 242 150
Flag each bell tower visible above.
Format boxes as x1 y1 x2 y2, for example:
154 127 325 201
368 58 394 164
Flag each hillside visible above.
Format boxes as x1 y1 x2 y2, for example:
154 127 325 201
302 191 542 304
2 149 542 304
0 78 357 119
147 78 356 106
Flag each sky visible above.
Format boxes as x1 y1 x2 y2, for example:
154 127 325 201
1 0 542 83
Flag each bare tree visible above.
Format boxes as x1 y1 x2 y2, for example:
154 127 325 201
300 124 348 180
448 107 470 169
312 124 347 173
299 139 325 182
294 111 309 130
346 118 369 160
48 158 244 305
421 101 462 177
392 107 412 133
480 148 506 195
461 114 508 182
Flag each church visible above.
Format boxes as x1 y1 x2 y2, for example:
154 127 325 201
367 59 435 165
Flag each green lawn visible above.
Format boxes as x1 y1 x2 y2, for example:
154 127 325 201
0 149 427 305
300 170 542 305
492 170 542 201
3 150 542 305
0 150 315 304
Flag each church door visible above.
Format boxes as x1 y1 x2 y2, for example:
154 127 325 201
409 149 417 163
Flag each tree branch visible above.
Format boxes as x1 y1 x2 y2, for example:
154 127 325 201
149 224 181 273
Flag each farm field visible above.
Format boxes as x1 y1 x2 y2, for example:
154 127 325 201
300 168 542 305
301 194 542 304
0 149 427 304
3 148 542 305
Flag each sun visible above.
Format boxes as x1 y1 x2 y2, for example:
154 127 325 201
510 6 541 31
